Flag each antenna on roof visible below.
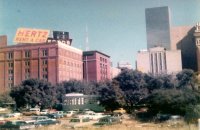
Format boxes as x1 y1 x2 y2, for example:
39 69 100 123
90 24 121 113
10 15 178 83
85 24 90 51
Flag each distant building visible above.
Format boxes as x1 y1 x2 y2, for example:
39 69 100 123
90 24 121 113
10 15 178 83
117 61 132 70
171 26 197 71
136 47 182 75
110 67 121 79
194 23 200 72
83 50 111 82
63 93 103 111
145 6 171 50
0 31 83 92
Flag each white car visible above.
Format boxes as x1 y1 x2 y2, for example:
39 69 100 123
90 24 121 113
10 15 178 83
65 117 97 128
40 109 49 115
65 111 76 117
79 111 106 120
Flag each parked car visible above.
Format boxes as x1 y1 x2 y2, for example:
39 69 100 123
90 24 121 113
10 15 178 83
65 117 96 128
154 114 171 123
113 108 126 114
22 108 40 116
64 111 76 117
112 113 123 120
77 111 95 119
0 107 7 112
0 120 35 130
24 116 49 124
72 109 79 113
167 115 184 126
35 119 60 127
48 111 64 119
93 116 122 127
86 113 106 120
40 109 49 115
2 113 21 121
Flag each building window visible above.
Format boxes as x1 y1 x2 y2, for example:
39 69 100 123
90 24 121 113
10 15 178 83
43 67 48 72
43 74 48 80
100 63 102 68
25 68 30 73
25 50 31 58
8 69 14 75
42 60 48 65
8 83 13 88
25 61 30 66
8 76 13 81
25 74 30 79
7 52 13 60
42 49 48 57
8 62 13 68
100 57 102 61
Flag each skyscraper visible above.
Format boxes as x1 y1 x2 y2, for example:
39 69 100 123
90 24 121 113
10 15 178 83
145 6 171 49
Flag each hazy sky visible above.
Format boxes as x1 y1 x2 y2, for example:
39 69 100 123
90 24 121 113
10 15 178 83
0 0 200 67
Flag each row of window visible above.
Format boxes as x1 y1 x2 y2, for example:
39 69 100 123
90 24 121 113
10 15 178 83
100 57 107 63
6 49 48 60
100 63 107 68
63 61 82 68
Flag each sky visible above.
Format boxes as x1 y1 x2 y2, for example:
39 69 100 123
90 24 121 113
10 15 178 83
0 0 200 68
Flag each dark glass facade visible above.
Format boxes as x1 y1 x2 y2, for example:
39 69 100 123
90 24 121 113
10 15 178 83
145 6 171 50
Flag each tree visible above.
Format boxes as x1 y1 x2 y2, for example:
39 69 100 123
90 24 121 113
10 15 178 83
10 79 57 109
185 105 200 123
176 69 196 90
141 88 200 115
144 74 174 93
114 70 148 109
0 92 14 107
98 80 124 111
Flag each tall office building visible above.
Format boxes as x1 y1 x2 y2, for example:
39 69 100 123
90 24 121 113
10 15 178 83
145 6 171 50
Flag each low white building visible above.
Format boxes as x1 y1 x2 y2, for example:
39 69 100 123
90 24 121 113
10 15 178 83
63 93 103 111
136 46 182 75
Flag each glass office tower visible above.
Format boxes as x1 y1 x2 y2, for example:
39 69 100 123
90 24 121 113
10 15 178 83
145 6 171 50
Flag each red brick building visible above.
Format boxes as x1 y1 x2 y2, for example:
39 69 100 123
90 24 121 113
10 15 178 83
83 51 111 82
0 33 83 92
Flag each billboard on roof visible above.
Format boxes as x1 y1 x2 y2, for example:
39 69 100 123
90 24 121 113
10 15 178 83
14 28 50 43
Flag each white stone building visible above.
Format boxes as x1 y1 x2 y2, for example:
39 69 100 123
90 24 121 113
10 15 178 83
136 47 182 75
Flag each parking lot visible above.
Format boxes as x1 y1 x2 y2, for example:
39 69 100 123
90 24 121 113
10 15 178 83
0 109 198 130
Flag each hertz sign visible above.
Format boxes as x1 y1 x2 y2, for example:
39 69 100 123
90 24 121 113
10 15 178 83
14 28 50 43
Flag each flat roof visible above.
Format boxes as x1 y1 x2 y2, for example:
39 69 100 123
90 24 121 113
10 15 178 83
83 50 110 58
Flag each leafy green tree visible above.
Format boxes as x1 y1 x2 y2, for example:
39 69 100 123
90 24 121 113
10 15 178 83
10 79 57 109
0 92 14 107
144 74 174 93
114 70 148 109
176 69 196 90
185 105 200 123
98 80 124 111
141 88 200 115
